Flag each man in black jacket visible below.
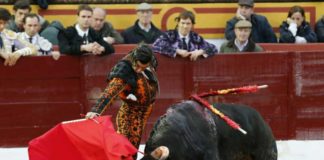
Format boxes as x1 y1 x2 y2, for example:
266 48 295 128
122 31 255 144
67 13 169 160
58 4 114 55
122 3 162 44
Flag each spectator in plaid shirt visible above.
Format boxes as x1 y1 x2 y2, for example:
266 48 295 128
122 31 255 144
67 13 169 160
152 10 217 61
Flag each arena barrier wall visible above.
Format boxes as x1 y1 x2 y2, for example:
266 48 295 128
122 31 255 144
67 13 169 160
1 44 324 146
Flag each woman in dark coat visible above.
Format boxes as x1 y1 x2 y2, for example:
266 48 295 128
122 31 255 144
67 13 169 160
279 5 317 43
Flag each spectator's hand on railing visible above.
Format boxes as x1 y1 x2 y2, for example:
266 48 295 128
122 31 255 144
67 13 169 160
176 49 190 58
0 50 8 63
91 42 105 55
51 51 60 60
4 52 21 66
85 112 99 119
189 49 205 61
81 43 105 55
81 43 95 53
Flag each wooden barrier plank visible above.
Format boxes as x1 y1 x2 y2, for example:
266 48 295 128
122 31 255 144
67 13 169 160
0 127 50 147
295 127 324 140
0 79 81 102
195 75 287 95
3 45 324 146
260 43 324 52
0 102 82 127
291 52 324 97
194 53 288 76
156 56 187 99
0 56 80 79
288 51 324 139
267 117 289 139
82 54 123 75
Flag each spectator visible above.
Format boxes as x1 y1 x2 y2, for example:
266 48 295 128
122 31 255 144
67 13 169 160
0 8 37 67
279 6 317 43
58 4 114 55
36 0 49 10
220 20 263 53
315 15 324 42
225 0 277 43
121 2 162 44
153 10 218 61
40 20 64 45
91 7 124 44
18 13 60 60
6 0 49 33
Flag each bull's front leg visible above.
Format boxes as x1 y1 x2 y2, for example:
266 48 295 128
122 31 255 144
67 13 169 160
253 140 278 160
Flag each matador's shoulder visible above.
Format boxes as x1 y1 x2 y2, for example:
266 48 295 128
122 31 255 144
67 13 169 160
108 60 134 79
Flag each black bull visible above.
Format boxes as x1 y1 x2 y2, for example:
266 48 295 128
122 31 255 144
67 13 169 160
142 100 278 160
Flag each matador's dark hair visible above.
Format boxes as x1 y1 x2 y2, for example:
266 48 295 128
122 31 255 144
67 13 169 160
131 43 153 64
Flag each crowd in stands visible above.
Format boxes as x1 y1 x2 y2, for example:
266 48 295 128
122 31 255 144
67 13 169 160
1 0 324 66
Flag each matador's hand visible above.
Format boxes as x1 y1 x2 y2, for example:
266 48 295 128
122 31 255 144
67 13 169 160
85 112 99 119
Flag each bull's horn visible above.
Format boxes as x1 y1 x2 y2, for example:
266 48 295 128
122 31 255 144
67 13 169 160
150 146 169 160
